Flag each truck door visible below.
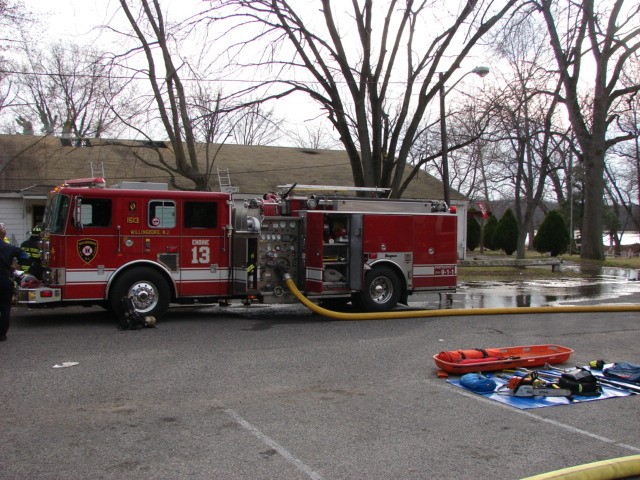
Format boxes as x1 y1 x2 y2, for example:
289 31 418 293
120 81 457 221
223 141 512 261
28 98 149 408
64 194 117 300
179 198 230 297
118 197 145 256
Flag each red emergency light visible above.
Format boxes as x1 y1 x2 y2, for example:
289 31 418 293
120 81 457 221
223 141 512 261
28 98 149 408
64 177 107 188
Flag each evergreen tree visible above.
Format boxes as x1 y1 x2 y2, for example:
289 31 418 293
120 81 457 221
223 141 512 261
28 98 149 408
533 210 570 256
483 215 498 250
467 216 481 251
494 209 518 255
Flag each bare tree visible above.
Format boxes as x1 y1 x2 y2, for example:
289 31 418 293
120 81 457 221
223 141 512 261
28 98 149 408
486 13 570 258
408 97 496 200
117 0 215 190
0 0 30 113
12 41 138 139
207 0 520 198
605 160 636 254
286 124 341 150
231 103 282 145
612 60 640 233
536 0 640 260
117 0 263 191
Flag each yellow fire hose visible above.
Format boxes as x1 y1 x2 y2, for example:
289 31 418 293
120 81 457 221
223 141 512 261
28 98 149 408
283 275 640 320
520 454 640 480
285 274 640 478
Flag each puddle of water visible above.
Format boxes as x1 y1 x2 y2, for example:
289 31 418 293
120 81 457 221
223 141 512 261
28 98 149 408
411 267 640 309
602 267 640 280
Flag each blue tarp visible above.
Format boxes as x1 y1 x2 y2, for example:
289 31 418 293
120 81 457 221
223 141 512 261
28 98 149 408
448 370 632 409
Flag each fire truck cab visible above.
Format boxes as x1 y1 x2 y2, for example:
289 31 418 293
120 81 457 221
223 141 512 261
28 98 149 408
19 179 458 319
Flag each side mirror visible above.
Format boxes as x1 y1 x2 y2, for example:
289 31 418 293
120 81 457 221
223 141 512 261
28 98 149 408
73 197 84 230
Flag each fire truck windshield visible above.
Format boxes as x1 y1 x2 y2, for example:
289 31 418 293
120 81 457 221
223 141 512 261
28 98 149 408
44 194 70 233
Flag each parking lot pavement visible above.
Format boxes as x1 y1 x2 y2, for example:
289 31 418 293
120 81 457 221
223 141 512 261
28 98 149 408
1 302 639 479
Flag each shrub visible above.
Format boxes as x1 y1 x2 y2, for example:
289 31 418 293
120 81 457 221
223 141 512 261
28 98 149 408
467 216 481 251
493 208 518 255
533 210 570 256
483 215 498 250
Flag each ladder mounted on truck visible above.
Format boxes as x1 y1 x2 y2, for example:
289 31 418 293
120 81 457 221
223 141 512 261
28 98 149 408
277 184 391 198
276 184 447 213
218 166 239 193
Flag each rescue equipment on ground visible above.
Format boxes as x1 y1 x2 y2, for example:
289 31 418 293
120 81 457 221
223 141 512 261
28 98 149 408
119 296 156 330
459 372 497 393
603 362 640 384
545 363 640 394
433 344 574 374
557 368 601 396
501 371 574 397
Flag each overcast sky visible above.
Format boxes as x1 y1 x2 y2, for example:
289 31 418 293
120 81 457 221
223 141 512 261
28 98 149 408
31 0 113 41
25 0 331 142
22 0 494 147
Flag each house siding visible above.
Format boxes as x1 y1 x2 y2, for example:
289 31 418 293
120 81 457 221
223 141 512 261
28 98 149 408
0 195 27 245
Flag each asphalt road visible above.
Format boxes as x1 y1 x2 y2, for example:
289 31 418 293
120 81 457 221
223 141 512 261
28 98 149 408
1 294 639 480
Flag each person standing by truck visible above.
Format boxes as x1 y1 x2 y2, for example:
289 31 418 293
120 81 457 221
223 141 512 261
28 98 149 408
1 222 8 243
0 223 30 341
20 224 42 276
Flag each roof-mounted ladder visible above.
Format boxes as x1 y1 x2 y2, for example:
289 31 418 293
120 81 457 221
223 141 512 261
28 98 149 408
217 167 239 193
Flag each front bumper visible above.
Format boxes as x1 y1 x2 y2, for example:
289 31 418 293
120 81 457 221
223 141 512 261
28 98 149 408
18 287 62 304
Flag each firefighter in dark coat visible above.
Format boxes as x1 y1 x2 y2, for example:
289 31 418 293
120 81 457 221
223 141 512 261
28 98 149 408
0 224 30 341
20 224 42 275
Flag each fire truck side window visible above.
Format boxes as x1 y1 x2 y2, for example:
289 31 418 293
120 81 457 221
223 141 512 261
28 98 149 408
80 198 112 227
184 201 217 229
49 195 70 233
148 200 176 228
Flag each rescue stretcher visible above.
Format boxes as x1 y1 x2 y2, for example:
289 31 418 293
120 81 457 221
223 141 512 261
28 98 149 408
433 344 574 374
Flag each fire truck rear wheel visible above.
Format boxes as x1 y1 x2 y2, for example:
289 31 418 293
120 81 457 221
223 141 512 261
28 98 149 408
358 265 402 312
110 267 171 320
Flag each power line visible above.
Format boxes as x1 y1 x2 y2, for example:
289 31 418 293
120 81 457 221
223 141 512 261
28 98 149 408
0 68 427 88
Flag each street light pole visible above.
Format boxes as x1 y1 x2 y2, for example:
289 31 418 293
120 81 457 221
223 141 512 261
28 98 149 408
439 66 490 206
439 72 450 207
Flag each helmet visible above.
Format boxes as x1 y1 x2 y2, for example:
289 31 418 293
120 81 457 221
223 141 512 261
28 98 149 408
30 224 42 236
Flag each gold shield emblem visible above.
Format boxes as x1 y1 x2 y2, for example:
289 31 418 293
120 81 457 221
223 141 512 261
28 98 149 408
77 238 98 264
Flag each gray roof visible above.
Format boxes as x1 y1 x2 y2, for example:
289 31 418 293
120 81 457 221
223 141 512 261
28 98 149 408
0 134 466 201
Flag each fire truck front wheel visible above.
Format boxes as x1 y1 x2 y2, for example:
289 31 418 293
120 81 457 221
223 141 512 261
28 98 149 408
110 267 171 320
358 265 402 312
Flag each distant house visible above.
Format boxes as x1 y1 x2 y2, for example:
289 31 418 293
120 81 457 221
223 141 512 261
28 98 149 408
0 134 469 256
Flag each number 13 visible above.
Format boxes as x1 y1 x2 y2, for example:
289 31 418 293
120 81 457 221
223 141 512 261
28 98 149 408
191 246 210 264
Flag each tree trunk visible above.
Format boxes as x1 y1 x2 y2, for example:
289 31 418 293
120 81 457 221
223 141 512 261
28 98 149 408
580 150 605 260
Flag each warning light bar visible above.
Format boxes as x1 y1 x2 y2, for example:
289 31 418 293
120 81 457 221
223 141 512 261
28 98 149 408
64 178 107 188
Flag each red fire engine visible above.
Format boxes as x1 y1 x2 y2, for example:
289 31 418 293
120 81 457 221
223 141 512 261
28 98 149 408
19 178 458 318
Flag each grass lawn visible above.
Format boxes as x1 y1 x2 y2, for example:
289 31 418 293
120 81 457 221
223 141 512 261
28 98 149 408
459 251 640 282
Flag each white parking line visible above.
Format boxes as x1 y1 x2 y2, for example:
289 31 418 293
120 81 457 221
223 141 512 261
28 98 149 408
430 380 640 454
224 408 324 480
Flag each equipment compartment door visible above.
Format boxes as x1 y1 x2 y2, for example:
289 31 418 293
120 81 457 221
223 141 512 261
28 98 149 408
412 215 457 288
348 214 363 290
179 199 230 297
305 211 325 293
